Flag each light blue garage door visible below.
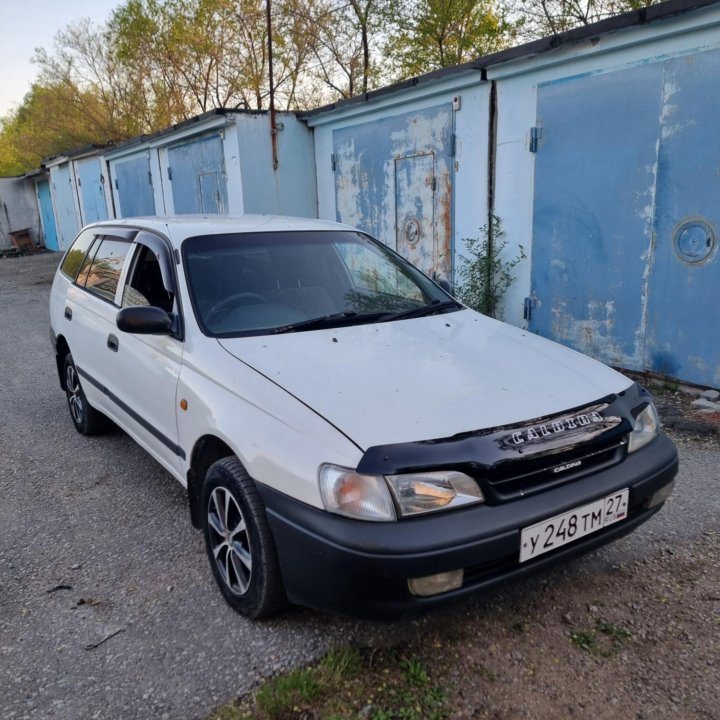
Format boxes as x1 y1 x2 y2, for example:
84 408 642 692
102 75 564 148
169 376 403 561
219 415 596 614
529 49 720 387
332 105 454 283
113 155 156 217
50 164 80 250
168 134 228 214
76 156 109 224
36 179 58 251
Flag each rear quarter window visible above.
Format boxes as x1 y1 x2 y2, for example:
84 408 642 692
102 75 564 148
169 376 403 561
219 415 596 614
60 229 97 280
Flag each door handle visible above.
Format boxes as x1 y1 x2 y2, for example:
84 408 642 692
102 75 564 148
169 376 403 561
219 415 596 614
107 334 119 352
64 307 72 320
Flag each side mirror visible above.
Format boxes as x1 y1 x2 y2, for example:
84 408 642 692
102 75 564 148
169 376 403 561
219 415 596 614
437 279 453 294
117 306 173 335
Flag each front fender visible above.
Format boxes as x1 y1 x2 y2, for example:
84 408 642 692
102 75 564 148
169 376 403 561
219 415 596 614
177 337 363 509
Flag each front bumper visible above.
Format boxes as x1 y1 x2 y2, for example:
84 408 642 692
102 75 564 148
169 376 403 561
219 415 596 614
257 434 678 620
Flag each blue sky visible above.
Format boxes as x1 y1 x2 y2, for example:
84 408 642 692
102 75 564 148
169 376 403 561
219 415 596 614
0 0 121 117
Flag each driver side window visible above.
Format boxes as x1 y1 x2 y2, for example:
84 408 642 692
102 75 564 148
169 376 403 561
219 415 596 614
122 244 174 314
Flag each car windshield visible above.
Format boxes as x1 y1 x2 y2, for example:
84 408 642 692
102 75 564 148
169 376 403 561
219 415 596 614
182 230 457 337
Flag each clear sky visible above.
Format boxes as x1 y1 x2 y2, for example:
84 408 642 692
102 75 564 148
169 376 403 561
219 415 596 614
0 0 121 117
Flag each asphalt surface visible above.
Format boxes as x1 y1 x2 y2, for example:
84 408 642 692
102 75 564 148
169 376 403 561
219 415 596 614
1 253 718 720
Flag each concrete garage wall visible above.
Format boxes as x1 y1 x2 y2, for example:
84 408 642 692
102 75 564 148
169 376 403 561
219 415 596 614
0 177 41 250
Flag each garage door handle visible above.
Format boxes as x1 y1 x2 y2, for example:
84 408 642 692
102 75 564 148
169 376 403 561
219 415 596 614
107 334 119 352
64 307 72 320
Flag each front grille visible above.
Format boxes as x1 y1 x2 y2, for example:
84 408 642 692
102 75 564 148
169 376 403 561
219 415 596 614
483 434 628 502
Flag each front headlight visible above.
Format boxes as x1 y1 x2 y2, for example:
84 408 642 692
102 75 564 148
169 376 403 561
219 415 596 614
385 470 484 517
319 465 483 521
628 402 660 453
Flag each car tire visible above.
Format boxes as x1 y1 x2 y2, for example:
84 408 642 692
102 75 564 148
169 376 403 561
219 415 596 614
201 456 287 619
63 352 108 436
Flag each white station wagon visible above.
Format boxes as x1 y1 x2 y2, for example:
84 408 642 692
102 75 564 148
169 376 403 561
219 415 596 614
49 216 678 619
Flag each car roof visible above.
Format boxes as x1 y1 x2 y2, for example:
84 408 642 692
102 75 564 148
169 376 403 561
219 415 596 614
84 214 359 248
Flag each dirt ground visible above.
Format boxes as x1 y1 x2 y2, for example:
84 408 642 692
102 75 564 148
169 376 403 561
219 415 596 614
424 530 718 720
412 389 720 720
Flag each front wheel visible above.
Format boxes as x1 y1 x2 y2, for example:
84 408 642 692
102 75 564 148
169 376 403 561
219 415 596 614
201 457 287 619
63 352 108 436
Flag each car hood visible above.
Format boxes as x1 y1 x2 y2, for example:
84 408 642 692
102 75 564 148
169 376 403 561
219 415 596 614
218 309 632 450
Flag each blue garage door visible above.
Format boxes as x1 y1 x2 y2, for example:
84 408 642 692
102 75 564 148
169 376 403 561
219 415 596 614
76 156 109 224
644 50 720 386
530 50 720 387
50 164 80 250
36 179 58 251
332 105 454 282
113 155 156 217
168 134 228 214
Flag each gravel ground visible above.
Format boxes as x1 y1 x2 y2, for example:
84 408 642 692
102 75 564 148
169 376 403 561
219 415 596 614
0 253 718 720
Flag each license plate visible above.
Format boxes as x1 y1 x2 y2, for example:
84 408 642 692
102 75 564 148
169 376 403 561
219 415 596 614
519 489 629 563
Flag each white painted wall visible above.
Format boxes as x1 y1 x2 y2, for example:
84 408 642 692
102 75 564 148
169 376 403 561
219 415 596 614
236 113 317 217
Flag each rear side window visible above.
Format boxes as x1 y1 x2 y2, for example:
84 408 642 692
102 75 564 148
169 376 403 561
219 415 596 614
60 229 96 280
81 238 132 303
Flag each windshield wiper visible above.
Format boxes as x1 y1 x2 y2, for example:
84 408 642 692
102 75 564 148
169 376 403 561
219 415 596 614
273 311 383 334
379 299 462 323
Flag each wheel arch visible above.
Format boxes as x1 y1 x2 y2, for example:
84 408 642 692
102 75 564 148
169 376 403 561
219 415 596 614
187 434 237 528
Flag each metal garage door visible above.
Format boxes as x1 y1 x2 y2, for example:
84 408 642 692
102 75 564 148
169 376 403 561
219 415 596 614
529 50 720 387
76 156 109 224
36 179 58 251
332 105 454 282
167 134 228 214
50 164 80 250
112 155 156 218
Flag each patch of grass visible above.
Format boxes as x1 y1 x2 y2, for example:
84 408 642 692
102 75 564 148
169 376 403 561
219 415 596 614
255 667 321 716
596 622 631 643
209 646 449 720
570 630 597 653
400 657 430 686
571 621 632 657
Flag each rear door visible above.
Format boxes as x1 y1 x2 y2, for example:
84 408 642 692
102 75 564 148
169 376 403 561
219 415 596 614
64 232 135 417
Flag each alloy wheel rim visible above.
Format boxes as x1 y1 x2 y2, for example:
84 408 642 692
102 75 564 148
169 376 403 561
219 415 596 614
207 486 252 595
65 364 84 425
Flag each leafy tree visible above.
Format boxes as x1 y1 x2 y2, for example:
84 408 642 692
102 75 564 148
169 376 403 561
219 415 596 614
285 0 393 101
510 0 660 39
387 0 517 77
0 83 111 175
